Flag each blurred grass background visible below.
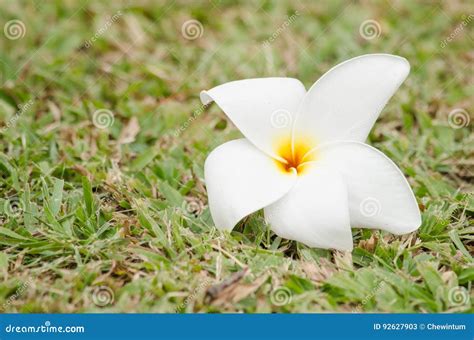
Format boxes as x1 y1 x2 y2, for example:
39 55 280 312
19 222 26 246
0 0 472 312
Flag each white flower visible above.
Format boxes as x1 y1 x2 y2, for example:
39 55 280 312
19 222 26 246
200 54 421 251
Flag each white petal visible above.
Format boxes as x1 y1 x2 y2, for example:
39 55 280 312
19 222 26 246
264 166 353 251
205 138 297 231
293 54 410 144
317 141 421 234
201 78 306 161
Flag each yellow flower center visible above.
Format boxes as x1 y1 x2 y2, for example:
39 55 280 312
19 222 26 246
274 135 316 175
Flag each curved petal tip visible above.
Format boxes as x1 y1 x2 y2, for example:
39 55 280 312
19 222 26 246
200 90 213 105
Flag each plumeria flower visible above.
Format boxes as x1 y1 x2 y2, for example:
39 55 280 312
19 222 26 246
200 54 421 251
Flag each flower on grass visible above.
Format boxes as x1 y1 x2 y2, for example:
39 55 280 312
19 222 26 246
200 54 421 251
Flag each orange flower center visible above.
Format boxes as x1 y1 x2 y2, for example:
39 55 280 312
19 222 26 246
274 136 316 175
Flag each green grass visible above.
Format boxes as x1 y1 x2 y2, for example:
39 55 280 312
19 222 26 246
0 0 472 313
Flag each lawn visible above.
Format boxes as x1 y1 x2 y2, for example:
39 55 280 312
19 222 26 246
0 0 472 313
